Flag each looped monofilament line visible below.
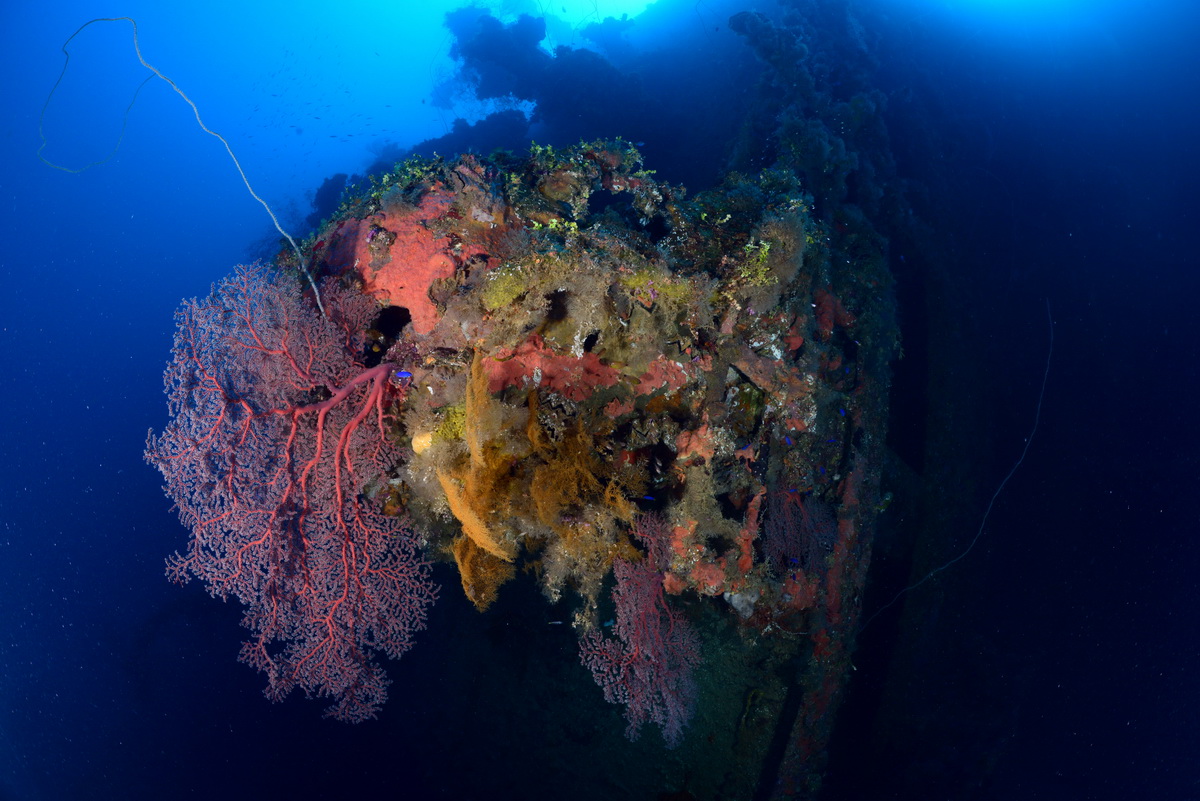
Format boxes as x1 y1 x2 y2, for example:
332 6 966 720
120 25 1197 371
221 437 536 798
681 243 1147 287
38 17 325 317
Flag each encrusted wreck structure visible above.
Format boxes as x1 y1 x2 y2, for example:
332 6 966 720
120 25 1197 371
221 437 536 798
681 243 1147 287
296 140 897 795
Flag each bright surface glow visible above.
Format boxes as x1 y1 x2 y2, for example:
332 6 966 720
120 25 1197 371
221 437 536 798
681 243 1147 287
888 0 1126 28
490 0 658 48
511 0 656 25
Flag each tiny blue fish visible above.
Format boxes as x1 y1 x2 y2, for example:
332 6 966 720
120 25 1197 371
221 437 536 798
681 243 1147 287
642 495 656 501
394 370 412 379
784 436 793 446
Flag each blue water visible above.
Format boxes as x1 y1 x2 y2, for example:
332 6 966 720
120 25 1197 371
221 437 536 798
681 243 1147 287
2 0 1198 798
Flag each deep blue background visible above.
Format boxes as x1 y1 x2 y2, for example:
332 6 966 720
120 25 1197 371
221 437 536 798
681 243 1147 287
2 1 1197 798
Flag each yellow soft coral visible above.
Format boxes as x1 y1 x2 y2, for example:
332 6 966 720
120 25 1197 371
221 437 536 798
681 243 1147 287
436 468 516 561
435 351 518 562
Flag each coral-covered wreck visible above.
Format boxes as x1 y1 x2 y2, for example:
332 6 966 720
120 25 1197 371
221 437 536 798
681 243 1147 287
291 139 896 796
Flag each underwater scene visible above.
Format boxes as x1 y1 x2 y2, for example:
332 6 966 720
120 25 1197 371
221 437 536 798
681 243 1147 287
3 0 1198 798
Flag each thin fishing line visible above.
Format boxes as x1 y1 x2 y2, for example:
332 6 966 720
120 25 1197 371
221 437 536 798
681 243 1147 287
39 17 324 316
859 298 1054 632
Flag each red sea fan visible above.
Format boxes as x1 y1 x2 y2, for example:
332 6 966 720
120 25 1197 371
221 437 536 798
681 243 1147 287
579 514 701 748
145 264 436 722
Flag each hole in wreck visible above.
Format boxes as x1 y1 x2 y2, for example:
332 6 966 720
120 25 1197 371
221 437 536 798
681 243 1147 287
364 305 411 366
544 289 570 324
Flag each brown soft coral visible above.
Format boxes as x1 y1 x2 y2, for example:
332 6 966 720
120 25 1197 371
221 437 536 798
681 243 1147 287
453 535 516 611
435 352 521 562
